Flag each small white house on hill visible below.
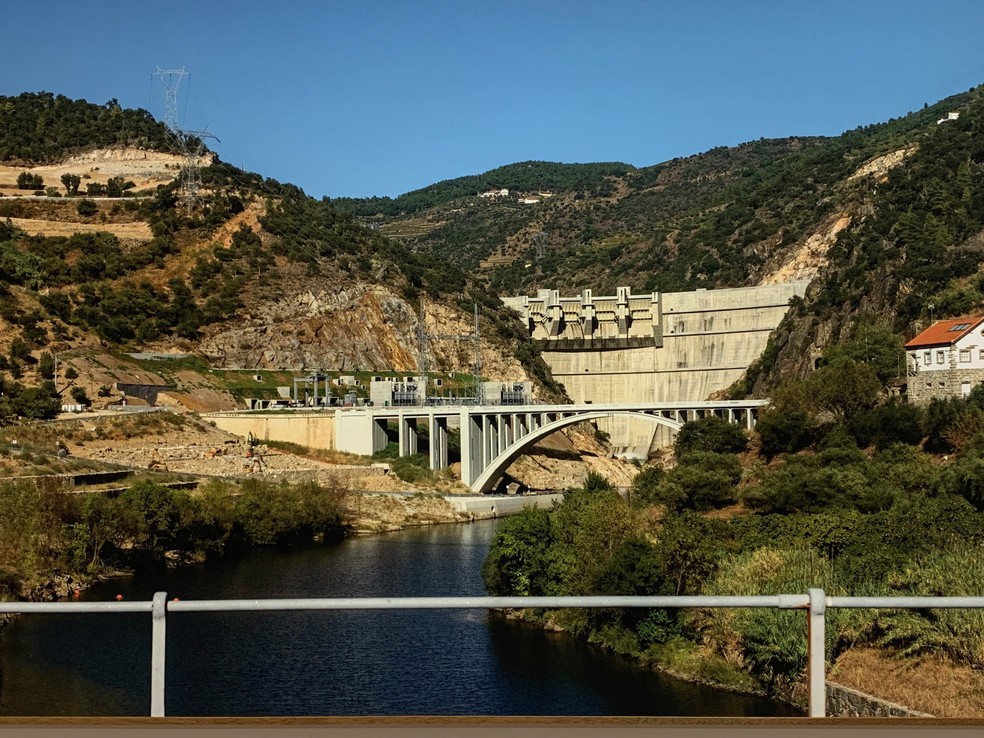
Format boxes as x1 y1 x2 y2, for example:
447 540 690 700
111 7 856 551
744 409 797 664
905 316 984 403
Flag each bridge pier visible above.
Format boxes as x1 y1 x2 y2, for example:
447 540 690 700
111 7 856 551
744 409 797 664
460 409 482 488
333 411 389 456
398 416 418 457
428 416 449 470
285 400 768 493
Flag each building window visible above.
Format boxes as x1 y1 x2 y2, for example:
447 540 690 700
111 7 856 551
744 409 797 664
980 349 984 361
960 349 971 363
937 351 946 364
924 351 932 364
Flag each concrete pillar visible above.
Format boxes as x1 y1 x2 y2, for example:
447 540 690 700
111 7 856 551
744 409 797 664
398 415 418 457
546 290 564 337
428 415 449 470
746 408 755 430
503 414 515 449
581 288 595 339
372 417 389 454
517 413 530 440
460 409 484 488
485 415 501 467
497 415 507 455
651 291 662 345
616 286 630 337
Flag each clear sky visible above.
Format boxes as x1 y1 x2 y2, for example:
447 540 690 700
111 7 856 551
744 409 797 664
4 1 984 198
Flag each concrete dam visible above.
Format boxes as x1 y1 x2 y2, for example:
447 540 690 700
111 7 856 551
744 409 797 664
501 282 808 456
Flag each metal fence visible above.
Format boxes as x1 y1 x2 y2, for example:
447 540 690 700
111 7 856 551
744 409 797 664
3 590 984 718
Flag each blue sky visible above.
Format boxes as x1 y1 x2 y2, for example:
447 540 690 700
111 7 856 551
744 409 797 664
4 1 984 198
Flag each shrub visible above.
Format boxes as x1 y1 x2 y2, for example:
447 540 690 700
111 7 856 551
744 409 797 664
390 454 435 484
76 199 98 217
847 400 924 450
755 408 815 458
628 466 665 508
674 416 749 456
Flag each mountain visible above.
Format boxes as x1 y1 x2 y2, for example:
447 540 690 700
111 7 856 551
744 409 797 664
338 86 984 391
1 84 983 417
0 94 563 419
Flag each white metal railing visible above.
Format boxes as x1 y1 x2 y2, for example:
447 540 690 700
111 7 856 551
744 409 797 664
3 590 984 718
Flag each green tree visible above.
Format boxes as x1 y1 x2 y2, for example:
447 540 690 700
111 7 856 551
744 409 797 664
119 481 188 549
482 506 554 596
821 323 904 383
38 351 55 381
755 408 815 458
69 386 90 406
60 173 81 196
804 357 881 419
16 172 43 190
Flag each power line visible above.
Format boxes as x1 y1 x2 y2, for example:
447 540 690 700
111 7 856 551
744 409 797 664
152 67 220 214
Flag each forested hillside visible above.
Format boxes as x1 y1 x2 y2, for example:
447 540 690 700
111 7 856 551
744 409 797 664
0 92 180 162
337 86 984 390
333 161 635 217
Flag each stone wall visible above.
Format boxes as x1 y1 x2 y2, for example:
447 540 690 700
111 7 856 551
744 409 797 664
826 682 932 717
907 366 984 405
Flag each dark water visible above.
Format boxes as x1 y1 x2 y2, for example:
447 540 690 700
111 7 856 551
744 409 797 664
0 520 799 717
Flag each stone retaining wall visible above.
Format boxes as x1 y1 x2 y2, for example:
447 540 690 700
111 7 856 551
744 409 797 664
826 682 932 717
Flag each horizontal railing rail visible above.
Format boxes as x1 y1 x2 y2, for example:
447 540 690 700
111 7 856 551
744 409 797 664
3 590 984 718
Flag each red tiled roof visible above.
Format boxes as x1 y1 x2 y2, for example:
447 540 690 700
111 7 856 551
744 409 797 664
905 316 984 348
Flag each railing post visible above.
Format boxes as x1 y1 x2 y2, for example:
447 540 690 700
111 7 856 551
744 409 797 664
151 591 168 717
807 588 826 718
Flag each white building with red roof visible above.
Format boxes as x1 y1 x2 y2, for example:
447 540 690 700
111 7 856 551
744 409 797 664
905 316 984 403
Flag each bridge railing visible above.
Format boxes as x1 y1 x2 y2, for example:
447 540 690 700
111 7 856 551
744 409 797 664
4 591 983 718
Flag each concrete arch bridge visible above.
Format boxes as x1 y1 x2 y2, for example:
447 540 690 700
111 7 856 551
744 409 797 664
331 400 768 493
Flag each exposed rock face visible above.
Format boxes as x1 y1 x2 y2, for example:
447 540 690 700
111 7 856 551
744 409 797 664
759 214 851 285
847 145 918 182
198 282 528 380
502 423 638 491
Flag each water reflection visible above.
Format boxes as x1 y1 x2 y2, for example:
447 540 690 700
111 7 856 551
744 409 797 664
0 520 798 716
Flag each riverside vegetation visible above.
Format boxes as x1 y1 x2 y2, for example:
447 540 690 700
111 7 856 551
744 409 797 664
482 329 984 706
0 475 348 600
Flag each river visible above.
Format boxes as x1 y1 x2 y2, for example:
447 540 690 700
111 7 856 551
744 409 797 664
0 519 798 717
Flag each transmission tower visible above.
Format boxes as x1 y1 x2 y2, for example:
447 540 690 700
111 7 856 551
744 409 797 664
416 302 430 379
153 67 188 133
153 67 219 213
473 305 484 405
532 231 547 261
415 301 484 404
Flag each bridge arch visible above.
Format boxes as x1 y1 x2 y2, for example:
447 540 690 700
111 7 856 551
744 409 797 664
470 410 684 494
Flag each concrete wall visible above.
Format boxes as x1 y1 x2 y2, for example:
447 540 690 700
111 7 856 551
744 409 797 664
505 283 808 455
445 493 563 519
207 412 336 451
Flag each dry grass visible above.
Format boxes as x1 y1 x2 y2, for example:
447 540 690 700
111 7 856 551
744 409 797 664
830 646 984 717
7 216 152 240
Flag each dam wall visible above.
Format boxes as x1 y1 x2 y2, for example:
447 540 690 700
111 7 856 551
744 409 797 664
503 282 807 456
